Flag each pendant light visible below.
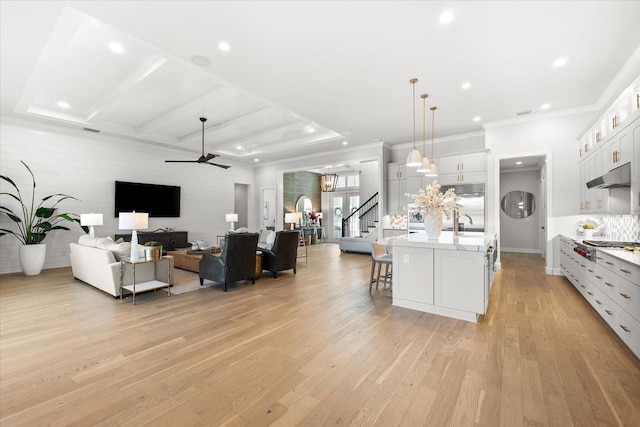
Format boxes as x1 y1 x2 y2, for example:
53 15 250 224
425 106 439 177
416 93 432 173
406 78 422 167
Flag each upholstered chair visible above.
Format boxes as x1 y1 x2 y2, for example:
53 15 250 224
199 232 259 291
260 230 299 278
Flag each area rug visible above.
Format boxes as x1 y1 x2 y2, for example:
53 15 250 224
170 268 217 295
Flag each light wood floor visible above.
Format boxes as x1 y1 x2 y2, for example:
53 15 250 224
1 246 639 426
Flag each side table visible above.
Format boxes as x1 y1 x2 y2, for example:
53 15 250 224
120 256 172 305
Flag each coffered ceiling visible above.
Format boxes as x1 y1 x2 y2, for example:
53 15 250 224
1 1 639 165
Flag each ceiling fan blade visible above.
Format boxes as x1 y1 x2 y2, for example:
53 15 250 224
165 160 200 163
204 153 217 161
206 162 231 169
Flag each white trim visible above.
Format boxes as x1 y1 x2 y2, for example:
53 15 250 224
502 248 542 254
388 130 485 152
483 105 597 130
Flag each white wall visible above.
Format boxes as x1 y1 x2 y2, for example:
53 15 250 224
500 169 541 253
0 120 256 274
485 111 593 273
358 160 379 202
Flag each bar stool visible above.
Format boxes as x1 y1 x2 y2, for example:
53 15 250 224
370 241 392 292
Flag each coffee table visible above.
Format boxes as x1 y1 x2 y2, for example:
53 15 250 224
167 249 263 279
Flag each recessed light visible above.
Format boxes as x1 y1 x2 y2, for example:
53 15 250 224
325 165 333 168
540 103 551 110
440 11 454 25
254 158 259 162
305 125 315 134
236 145 243 151
516 161 523 165
218 41 231 52
461 82 471 90
552 58 566 68
109 42 124 54
57 101 70 109
473 116 481 122
342 141 348 146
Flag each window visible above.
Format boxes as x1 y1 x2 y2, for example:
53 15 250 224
336 172 359 189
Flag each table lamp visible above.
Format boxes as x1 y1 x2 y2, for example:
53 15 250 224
80 213 103 238
118 211 149 262
226 213 238 231
284 213 297 230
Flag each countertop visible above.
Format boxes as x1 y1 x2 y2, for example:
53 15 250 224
390 231 494 252
600 248 640 269
560 234 640 269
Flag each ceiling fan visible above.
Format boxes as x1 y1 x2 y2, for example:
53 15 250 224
165 117 230 169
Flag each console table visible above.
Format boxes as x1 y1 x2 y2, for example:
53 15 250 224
115 231 188 251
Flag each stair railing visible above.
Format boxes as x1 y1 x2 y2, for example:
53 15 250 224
342 192 378 238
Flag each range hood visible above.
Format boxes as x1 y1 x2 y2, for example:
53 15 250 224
586 162 631 189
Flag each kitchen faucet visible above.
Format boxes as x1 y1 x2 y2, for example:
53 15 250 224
462 214 473 225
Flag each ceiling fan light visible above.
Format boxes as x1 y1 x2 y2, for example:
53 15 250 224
406 148 422 167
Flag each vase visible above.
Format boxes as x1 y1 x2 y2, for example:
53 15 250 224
423 211 443 240
19 243 46 276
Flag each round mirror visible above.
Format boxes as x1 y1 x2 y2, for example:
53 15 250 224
295 195 312 214
501 191 535 219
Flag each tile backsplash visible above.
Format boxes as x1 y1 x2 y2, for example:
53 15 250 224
601 215 640 241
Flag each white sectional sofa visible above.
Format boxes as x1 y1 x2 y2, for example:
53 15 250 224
70 236 173 297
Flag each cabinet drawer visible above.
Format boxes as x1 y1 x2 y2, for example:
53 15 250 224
618 278 640 322
617 310 640 358
595 251 619 273
617 261 640 284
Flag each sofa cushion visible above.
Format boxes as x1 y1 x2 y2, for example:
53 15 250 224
96 238 141 261
78 235 98 247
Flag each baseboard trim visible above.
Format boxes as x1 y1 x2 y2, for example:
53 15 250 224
501 248 542 254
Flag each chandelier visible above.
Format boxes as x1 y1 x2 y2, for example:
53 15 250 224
320 173 339 192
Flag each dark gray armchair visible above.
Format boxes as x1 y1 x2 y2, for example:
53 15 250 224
261 230 299 278
199 232 259 291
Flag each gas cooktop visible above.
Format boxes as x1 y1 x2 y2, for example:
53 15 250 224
582 240 640 248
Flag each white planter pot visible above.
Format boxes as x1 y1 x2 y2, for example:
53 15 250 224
19 243 46 276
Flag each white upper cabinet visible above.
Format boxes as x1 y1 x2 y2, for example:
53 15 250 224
632 120 640 213
436 152 486 185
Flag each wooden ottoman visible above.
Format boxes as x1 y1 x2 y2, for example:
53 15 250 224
167 249 263 279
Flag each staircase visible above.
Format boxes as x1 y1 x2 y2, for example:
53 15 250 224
341 192 379 238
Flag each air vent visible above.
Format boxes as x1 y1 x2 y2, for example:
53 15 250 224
83 127 100 133
516 110 533 116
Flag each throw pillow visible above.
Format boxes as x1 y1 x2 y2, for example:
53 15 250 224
78 235 98 247
265 230 276 250
96 238 142 261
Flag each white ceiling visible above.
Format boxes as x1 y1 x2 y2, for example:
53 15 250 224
1 1 639 165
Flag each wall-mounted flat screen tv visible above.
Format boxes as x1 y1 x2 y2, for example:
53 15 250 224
114 181 181 217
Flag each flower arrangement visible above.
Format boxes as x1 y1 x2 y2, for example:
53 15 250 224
303 211 320 226
406 180 461 219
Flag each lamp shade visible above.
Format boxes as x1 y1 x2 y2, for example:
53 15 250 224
225 213 239 222
118 212 148 230
284 213 297 224
80 213 103 226
425 162 439 177
406 148 423 167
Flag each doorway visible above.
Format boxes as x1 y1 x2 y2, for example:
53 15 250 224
329 192 360 240
498 155 547 258
234 183 249 229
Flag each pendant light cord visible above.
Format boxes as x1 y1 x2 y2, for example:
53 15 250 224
410 78 418 149
430 106 437 159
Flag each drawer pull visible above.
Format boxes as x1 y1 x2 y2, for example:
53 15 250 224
620 325 631 333
587 291 593 296
580 285 585 289
580 264 585 268
587 269 594 273
620 268 631 274
595 300 602 305
620 293 631 299
605 261 614 266
595 275 602 279
596 257 603 260
605 282 613 287
605 309 613 316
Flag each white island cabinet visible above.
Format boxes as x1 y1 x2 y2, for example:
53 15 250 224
391 231 495 323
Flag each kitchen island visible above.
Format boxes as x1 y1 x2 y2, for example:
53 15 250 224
389 231 496 322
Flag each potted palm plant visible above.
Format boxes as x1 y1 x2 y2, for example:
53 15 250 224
0 161 87 275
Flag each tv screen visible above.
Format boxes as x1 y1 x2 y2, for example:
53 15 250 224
115 181 181 218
